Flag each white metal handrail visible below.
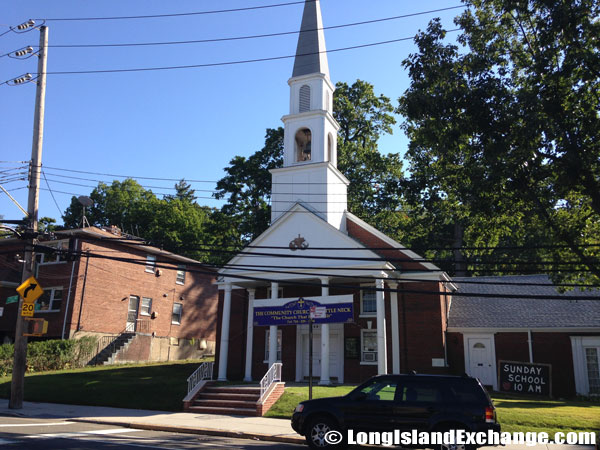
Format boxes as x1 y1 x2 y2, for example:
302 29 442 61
187 361 214 394
259 362 282 403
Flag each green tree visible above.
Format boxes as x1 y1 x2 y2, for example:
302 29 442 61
398 0 600 282
62 179 217 262
334 80 404 224
214 127 284 244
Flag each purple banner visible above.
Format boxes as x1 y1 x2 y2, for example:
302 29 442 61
253 298 353 326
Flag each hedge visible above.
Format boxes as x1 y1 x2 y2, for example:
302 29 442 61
0 336 97 377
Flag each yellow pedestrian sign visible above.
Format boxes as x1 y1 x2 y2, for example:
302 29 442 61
16 276 44 304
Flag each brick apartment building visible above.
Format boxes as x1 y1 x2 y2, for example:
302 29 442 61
0 226 218 363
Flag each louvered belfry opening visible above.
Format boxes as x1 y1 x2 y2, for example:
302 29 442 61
299 85 311 113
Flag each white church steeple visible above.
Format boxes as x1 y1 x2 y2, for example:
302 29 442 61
270 0 349 230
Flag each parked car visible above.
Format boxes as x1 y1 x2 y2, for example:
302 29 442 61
291 374 500 449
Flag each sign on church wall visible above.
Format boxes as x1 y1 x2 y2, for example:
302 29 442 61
253 295 353 327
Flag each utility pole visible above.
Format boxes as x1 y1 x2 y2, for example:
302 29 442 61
10 25 48 410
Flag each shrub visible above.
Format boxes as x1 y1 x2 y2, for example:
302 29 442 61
0 336 98 376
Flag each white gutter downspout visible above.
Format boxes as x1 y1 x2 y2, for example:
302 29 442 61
527 329 534 363
61 239 78 340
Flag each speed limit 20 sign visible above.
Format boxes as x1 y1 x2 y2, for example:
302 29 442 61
21 303 35 317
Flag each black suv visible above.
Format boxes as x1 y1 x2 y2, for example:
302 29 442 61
291 374 500 449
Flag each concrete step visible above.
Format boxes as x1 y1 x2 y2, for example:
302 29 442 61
187 405 258 416
199 392 260 402
193 399 257 408
204 387 261 395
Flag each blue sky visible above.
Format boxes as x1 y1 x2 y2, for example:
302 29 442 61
1 0 463 225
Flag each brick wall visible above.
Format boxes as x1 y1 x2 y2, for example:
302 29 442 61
0 236 219 358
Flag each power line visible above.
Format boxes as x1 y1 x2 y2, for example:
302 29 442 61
52 226 600 254
45 6 466 49
35 0 313 21
40 31 461 76
27 244 600 300
48 231 600 270
40 165 386 186
41 171 65 219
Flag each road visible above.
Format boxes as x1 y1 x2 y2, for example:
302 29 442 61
0 416 306 449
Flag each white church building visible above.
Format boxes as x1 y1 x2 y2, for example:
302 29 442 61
214 0 455 385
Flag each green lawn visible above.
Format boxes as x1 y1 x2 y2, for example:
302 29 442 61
0 359 208 412
265 386 600 437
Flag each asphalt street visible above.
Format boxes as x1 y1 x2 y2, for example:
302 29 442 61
0 416 305 449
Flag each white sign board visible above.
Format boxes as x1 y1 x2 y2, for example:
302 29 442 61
310 306 327 319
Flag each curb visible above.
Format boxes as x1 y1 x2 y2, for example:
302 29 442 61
71 418 305 445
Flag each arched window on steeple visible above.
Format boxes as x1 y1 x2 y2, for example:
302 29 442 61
327 133 334 163
299 85 311 113
295 128 312 162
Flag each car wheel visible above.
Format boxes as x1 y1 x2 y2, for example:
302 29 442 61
305 416 346 449
434 428 475 450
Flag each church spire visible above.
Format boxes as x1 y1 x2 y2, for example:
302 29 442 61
292 0 330 78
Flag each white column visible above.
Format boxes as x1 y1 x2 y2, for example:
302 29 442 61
388 282 400 374
268 282 279 368
319 277 330 385
376 278 387 375
217 283 232 381
244 288 256 381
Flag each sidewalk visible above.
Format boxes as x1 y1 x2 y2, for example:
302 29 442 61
0 399 304 445
0 399 596 450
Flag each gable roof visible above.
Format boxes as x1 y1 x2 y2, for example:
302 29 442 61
345 211 442 274
218 203 394 284
448 275 600 329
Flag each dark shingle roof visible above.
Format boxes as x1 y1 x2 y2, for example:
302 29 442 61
448 275 600 329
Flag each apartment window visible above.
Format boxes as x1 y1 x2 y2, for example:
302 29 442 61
145 255 156 273
264 329 282 362
37 241 66 265
361 329 377 364
141 297 152 316
172 303 182 325
37 287 63 312
360 286 377 316
176 265 186 285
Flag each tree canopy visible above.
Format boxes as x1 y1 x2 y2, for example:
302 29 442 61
398 0 600 282
62 179 216 262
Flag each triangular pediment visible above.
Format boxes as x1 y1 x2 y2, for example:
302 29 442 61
219 204 390 283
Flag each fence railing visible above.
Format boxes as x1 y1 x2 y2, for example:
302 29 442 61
259 362 282 404
187 361 214 394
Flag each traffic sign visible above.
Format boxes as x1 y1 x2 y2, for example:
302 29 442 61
16 276 44 303
21 302 35 317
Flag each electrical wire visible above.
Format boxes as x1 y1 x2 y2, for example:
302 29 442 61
41 171 65 219
45 231 600 273
41 31 461 76
36 0 314 21
45 6 467 49
27 244 600 300
36 247 600 289
51 226 600 254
